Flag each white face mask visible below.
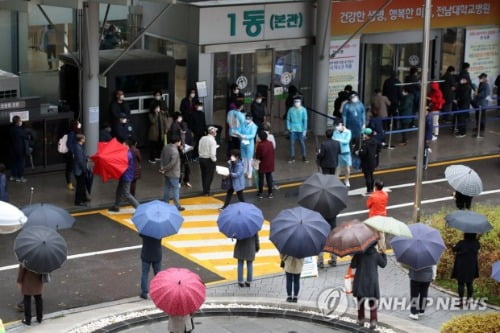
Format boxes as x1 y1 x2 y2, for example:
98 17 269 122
77 123 82 129
246 119 252 124
190 93 196 98
155 95 161 101
197 107 203 111
234 89 239 94
120 118 127 123
177 117 183 123
351 97 359 103
294 101 301 107
119 95 125 101
256 98 262 104
336 125 343 132
230 156 237 161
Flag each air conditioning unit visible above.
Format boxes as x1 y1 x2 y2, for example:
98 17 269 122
0 69 20 100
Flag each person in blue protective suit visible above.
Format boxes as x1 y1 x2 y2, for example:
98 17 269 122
233 113 258 179
333 122 352 188
342 93 366 151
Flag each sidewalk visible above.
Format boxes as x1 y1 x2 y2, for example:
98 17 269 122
6 256 497 332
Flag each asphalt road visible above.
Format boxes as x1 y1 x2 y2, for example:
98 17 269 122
1 155 499 323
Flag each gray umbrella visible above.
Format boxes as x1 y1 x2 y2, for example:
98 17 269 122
297 173 348 218
22 203 75 230
14 225 67 273
444 165 483 197
445 210 492 234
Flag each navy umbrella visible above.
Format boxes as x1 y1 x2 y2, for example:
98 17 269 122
217 202 264 239
270 207 330 258
132 200 184 240
297 173 348 218
14 225 68 273
22 203 75 230
491 261 500 282
445 210 492 234
390 223 445 270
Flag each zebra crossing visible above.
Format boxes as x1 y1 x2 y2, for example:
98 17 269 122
102 196 282 281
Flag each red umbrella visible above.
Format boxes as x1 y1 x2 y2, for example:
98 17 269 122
323 219 380 257
90 138 128 182
150 267 206 316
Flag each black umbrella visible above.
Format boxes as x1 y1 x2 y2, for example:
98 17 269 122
22 203 75 230
297 173 348 218
445 211 492 234
14 225 67 273
85 168 94 194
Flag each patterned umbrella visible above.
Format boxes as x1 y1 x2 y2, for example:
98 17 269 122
445 165 483 197
150 267 206 316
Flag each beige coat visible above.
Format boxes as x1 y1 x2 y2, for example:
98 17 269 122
17 265 43 296
148 111 170 141
281 255 304 274
370 94 391 118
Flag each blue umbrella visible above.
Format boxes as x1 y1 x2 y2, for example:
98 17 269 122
217 202 264 239
445 210 492 234
132 200 184 240
390 223 445 270
270 207 330 258
492 261 500 282
22 203 75 230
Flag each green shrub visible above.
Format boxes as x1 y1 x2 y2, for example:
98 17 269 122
423 204 500 306
440 312 500 333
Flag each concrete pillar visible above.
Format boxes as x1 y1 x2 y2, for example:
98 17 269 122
82 0 99 155
311 0 331 136
198 52 213 125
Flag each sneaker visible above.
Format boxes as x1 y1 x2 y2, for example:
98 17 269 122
318 262 325 269
244 281 251 287
177 206 186 212
67 183 75 190
344 180 350 188
256 193 263 199
292 297 298 303
302 157 309 163
288 159 295 164
432 135 438 141
409 313 419 320
148 159 156 164
139 293 148 300
286 296 293 302
108 206 120 212
328 259 337 267
267 193 274 199
369 320 377 329
184 182 192 188
273 184 280 190
356 320 364 327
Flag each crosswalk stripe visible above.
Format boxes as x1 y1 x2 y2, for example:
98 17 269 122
191 249 279 260
168 238 273 248
176 224 270 235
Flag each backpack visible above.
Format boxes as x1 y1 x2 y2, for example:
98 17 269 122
58 134 68 154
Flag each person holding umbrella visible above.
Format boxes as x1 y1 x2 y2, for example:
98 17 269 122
451 233 480 307
17 265 43 325
453 191 472 210
351 243 387 329
109 138 140 212
281 254 304 302
139 233 162 300
408 265 436 320
233 232 260 288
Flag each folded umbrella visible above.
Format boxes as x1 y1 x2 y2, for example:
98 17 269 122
324 219 380 257
91 138 128 182
444 165 483 197
85 167 94 194
390 223 445 270
297 173 348 218
363 216 412 238
150 267 206 316
14 225 67 273
0 201 27 234
492 261 500 282
22 203 75 230
217 202 264 239
445 210 492 234
132 200 184 239
270 207 330 258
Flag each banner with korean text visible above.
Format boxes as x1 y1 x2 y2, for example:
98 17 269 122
331 0 500 36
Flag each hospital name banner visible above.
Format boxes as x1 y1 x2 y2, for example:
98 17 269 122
331 0 500 36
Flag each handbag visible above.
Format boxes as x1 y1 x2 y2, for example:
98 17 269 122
344 266 355 294
280 255 288 269
221 177 232 190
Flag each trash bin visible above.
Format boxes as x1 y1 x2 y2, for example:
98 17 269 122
208 124 223 145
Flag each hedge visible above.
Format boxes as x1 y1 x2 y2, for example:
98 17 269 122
440 312 500 333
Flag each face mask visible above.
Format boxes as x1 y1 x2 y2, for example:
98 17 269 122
120 118 127 123
234 89 239 94
256 98 262 104
460 79 467 84
155 95 161 101
77 123 82 129
351 97 359 103
177 118 183 123
119 95 125 101
294 102 301 107
246 119 252 124
190 93 196 98
336 125 343 132
197 107 203 111
230 156 237 161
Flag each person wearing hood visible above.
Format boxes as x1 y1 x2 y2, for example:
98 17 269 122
358 128 382 194
427 82 445 140
351 243 387 329
251 92 266 129
238 114 258 178
342 93 366 149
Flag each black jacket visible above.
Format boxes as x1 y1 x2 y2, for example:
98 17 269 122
317 139 340 169
140 234 162 262
251 101 266 129
451 238 479 282
359 137 381 171
351 245 387 299
9 124 27 157
440 72 457 103
382 76 402 105
190 110 207 138
456 83 472 110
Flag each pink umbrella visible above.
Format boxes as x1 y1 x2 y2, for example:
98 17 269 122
150 267 206 316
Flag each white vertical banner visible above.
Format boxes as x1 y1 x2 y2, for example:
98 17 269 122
328 38 360 119
464 26 500 91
